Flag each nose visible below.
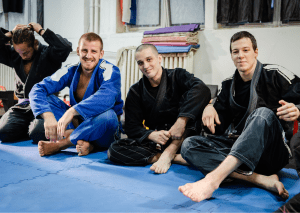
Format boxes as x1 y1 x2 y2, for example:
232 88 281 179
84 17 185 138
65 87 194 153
144 61 150 69
237 51 244 58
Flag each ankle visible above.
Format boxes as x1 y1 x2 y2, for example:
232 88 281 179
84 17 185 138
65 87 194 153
205 173 221 190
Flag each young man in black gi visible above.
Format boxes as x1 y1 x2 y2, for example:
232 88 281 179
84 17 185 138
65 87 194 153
179 31 300 202
108 44 211 174
0 23 72 143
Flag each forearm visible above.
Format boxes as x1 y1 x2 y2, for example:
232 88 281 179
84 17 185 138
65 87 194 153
41 111 56 120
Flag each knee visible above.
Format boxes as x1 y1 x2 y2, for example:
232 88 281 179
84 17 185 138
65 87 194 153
181 136 200 159
252 107 274 117
95 109 118 129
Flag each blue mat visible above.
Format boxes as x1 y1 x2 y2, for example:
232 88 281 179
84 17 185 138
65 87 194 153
1 140 299 212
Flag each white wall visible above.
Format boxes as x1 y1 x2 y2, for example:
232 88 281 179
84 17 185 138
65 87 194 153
43 0 300 88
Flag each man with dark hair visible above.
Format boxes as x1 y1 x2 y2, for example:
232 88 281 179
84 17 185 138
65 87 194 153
107 44 211 174
0 23 72 143
179 31 300 202
29 32 123 157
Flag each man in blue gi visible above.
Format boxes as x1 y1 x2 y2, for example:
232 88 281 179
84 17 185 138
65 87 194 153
29 33 123 156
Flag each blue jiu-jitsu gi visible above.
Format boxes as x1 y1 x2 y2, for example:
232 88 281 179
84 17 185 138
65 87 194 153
29 59 123 147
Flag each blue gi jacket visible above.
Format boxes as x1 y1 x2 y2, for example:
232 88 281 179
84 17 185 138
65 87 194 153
29 59 123 119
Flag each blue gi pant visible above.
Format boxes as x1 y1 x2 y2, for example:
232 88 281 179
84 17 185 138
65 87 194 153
33 95 118 148
181 107 290 176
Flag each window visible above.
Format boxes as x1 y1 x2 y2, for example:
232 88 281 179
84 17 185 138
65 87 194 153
217 0 300 28
126 0 205 31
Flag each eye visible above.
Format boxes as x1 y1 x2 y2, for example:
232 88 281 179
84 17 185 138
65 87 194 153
147 58 151 62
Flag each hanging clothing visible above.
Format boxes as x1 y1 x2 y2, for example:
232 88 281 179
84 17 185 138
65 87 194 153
0 0 4 14
2 0 23 13
281 0 300 23
217 0 273 24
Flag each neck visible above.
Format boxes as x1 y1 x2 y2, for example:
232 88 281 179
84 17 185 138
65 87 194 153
149 67 163 87
239 60 257 82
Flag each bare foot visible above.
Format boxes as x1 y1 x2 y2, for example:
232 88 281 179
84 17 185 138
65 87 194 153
258 174 289 200
150 154 173 174
38 141 61 156
173 154 189 166
178 177 218 202
76 140 94 156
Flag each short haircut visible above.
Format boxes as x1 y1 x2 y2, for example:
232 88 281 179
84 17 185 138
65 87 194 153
230 31 257 53
78 32 103 50
135 44 159 56
12 28 35 48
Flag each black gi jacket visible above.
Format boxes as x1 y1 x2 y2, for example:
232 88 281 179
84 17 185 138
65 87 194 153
214 60 300 135
0 28 72 110
125 67 211 142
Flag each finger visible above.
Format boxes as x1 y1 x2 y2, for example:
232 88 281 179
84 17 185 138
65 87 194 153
161 134 169 141
163 130 171 138
279 100 288 106
215 114 221 125
45 127 50 140
50 128 57 142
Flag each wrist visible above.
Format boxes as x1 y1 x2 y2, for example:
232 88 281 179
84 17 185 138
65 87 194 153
41 112 55 120
68 107 79 116
38 28 45 36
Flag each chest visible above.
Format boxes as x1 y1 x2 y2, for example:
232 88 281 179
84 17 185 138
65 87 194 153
23 61 33 75
75 75 91 102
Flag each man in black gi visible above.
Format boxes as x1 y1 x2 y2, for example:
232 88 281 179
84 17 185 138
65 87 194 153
179 31 300 202
108 44 211 174
0 22 72 143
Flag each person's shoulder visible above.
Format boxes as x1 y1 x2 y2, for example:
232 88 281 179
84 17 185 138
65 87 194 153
49 62 79 81
222 74 234 84
98 59 120 80
263 64 297 82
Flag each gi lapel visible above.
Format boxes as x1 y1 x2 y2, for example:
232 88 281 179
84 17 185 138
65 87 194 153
23 42 42 98
228 60 263 137
147 68 167 127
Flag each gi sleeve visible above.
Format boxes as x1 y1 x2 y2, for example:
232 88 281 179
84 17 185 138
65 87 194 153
41 29 72 65
29 66 73 117
275 68 300 112
124 85 154 141
0 28 14 68
175 68 211 121
213 79 234 134
72 65 122 119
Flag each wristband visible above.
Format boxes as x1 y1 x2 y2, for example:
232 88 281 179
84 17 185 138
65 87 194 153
38 28 44 35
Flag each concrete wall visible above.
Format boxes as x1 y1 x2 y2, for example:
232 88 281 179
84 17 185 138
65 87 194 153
43 0 300 88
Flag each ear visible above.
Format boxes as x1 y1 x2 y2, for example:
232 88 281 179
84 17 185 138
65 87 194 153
34 39 39 50
76 47 79 56
158 54 162 65
254 48 258 58
99 50 104 59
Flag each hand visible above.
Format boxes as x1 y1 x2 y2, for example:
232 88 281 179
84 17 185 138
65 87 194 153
12 24 27 34
42 112 58 142
57 107 79 139
277 100 300 121
148 130 171 145
169 117 188 140
202 104 221 134
28 22 43 34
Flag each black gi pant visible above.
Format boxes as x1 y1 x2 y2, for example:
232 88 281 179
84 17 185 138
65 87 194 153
181 107 290 176
0 107 45 143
